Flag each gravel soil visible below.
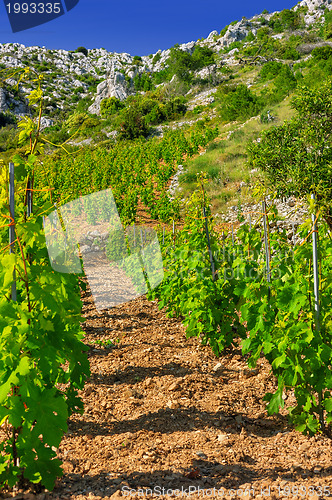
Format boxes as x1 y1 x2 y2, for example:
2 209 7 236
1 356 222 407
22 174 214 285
3 275 332 500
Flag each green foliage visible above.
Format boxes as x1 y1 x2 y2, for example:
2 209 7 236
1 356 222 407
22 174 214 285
33 125 219 225
191 45 215 69
64 112 88 130
0 71 90 491
259 61 283 81
245 31 255 42
75 46 88 57
0 125 18 153
106 227 128 262
236 214 332 436
0 112 16 128
262 64 297 104
301 44 332 87
133 73 154 92
151 68 172 85
322 9 332 40
217 83 263 122
312 45 332 61
74 74 99 92
166 45 215 83
148 176 245 355
256 26 270 41
116 91 187 129
152 52 162 64
0 160 89 490
220 25 229 37
100 97 125 118
247 79 332 230
117 103 150 140
167 47 193 83
268 8 304 33
75 95 93 114
279 46 300 60
149 187 332 435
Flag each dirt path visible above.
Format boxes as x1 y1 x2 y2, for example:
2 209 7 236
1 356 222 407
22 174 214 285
6 276 332 499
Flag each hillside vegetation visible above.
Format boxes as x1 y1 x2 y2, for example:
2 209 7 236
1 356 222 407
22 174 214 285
1 1 332 493
1 0 332 222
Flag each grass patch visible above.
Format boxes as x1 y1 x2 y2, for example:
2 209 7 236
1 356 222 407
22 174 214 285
177 93 296 217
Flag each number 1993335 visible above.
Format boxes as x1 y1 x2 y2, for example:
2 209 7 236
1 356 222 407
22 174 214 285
6 2 61 14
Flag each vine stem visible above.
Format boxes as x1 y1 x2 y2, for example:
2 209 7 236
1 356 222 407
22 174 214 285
15 229 32 319
318 390 325 433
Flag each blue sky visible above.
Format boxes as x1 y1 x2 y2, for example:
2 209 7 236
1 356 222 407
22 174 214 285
0 0 297 55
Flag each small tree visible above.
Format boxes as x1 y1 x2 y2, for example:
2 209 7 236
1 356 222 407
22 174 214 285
100 97 124 118
75 46 88 57
117 103 149 140
247 79 332 229
217 83 262 122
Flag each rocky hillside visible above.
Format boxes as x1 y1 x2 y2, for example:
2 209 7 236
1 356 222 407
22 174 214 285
0 0 331 120
1 0 332 223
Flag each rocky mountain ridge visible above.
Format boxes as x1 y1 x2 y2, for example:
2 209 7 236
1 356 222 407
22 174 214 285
1 0 331 117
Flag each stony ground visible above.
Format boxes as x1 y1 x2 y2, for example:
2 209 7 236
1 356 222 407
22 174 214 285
4 271 331 500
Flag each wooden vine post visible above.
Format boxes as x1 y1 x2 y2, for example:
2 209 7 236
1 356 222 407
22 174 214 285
9 162 17 301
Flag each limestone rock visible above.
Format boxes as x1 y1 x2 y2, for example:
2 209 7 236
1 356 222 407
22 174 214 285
39 116 54 130
0 86 28 115
88 64 130 115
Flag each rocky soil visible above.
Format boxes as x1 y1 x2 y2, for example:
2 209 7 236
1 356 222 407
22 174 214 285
2 271 332 500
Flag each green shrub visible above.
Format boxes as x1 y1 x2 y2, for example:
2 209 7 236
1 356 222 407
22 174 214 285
81 116 100 129
152 52 162 64
165 96 187 118
245 31 255 42
133 73 154 91
256 26 270 40
217 83 262 122
65 112 90 130
220 25 229 37
260 64 297 104
256 16 268 25
167 47 193 82
100 97 125 118
152 68 172 85
312 45 332 61
117 104 149 140
259 61 283 80
75 46 88 56
268 7 305 33
0 125 17 151
278 45 300 60
0 111 16 128
76 95 93 113
193 105 203 114
323 9 332 39
191 46 215 69
273 64 297 94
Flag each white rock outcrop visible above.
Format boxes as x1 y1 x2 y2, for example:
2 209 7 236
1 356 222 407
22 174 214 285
1 0 332 117
0 86 28 115
294 0 332 25
88 64 131 115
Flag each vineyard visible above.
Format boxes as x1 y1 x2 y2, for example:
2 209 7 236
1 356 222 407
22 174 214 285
0 64 332 498
149 179 332 437
33 124 219 226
